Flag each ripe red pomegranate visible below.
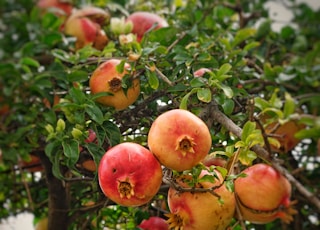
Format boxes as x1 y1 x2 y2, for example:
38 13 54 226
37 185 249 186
89 59 140 110
138 216 169 230
98 142 163 207
126 12 168 42
234 163 296 224
167 169 235 229
148 109 211 171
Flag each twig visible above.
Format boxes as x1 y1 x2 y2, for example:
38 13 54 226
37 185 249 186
167 32 186 52
154 67 174 86
207 101 320 211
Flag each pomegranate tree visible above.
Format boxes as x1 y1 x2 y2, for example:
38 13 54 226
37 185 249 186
166 169 235 229
234 163 296 224
148 109 211 171
89 59 140 110
98 142 163 207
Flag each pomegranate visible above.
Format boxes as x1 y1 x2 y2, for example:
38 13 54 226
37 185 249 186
234 163 296 224
201 153 227 168
20 155 44 173
37 0 73 16
193 68 211 78
257 114 305 153
167 169 235 229
264 120 305 153
126 12 168 42
64 6 109 50
148 109 211 171
138 216 169 230
89 59 140 110
98 142 163 207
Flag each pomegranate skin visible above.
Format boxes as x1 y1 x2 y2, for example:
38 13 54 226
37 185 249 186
148 109 211 171
64 6 109 50
89 59 140 110
167 169 235 230
98 142 163 207
138 216 169 230
126 12 168 42
234 163 295 224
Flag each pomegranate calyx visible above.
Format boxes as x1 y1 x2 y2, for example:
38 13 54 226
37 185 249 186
165 213 186 230
278 200 298 224
176 135 196 156
118 180 134 199
108 77 122 92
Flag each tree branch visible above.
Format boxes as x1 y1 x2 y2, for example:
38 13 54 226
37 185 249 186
206 102 320 211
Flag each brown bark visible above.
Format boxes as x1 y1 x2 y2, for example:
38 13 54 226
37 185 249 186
39 152 70 230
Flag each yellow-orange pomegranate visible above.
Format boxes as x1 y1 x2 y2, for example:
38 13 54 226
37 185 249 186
148 109 211 171
89 59 140 110
167 169 235 229
234 163 296 224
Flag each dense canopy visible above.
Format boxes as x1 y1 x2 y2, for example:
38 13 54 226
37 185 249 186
0 0 319 229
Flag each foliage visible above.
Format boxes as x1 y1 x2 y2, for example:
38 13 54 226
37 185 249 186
0 0 319 229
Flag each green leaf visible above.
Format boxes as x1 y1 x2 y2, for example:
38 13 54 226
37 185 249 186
254 97 270 110
246 130 264 148
45 140 60 159
295 127 320 139
20 57 40 68
235 140 246 148
198 174 216 183
90 91 114 101
216 166 228 179
239 149 257 166
244 41 260 51
217 82 233 98
104 121 121 146
52 151 64 179
197 88 211 103
116 60 126 74
85 103 104 125
283 92 295 118
241 121 256 141
232 28 256 47
190 77 206 87
67 70 89 82
217 63 232 77
179 92 191 110
146 70 159 89
222 98 235 115
62 139 80 167
69 87 86 104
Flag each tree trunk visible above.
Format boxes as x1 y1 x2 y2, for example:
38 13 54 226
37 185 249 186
40 152 70 230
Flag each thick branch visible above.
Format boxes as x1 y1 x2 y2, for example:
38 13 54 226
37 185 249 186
207 102 320 211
